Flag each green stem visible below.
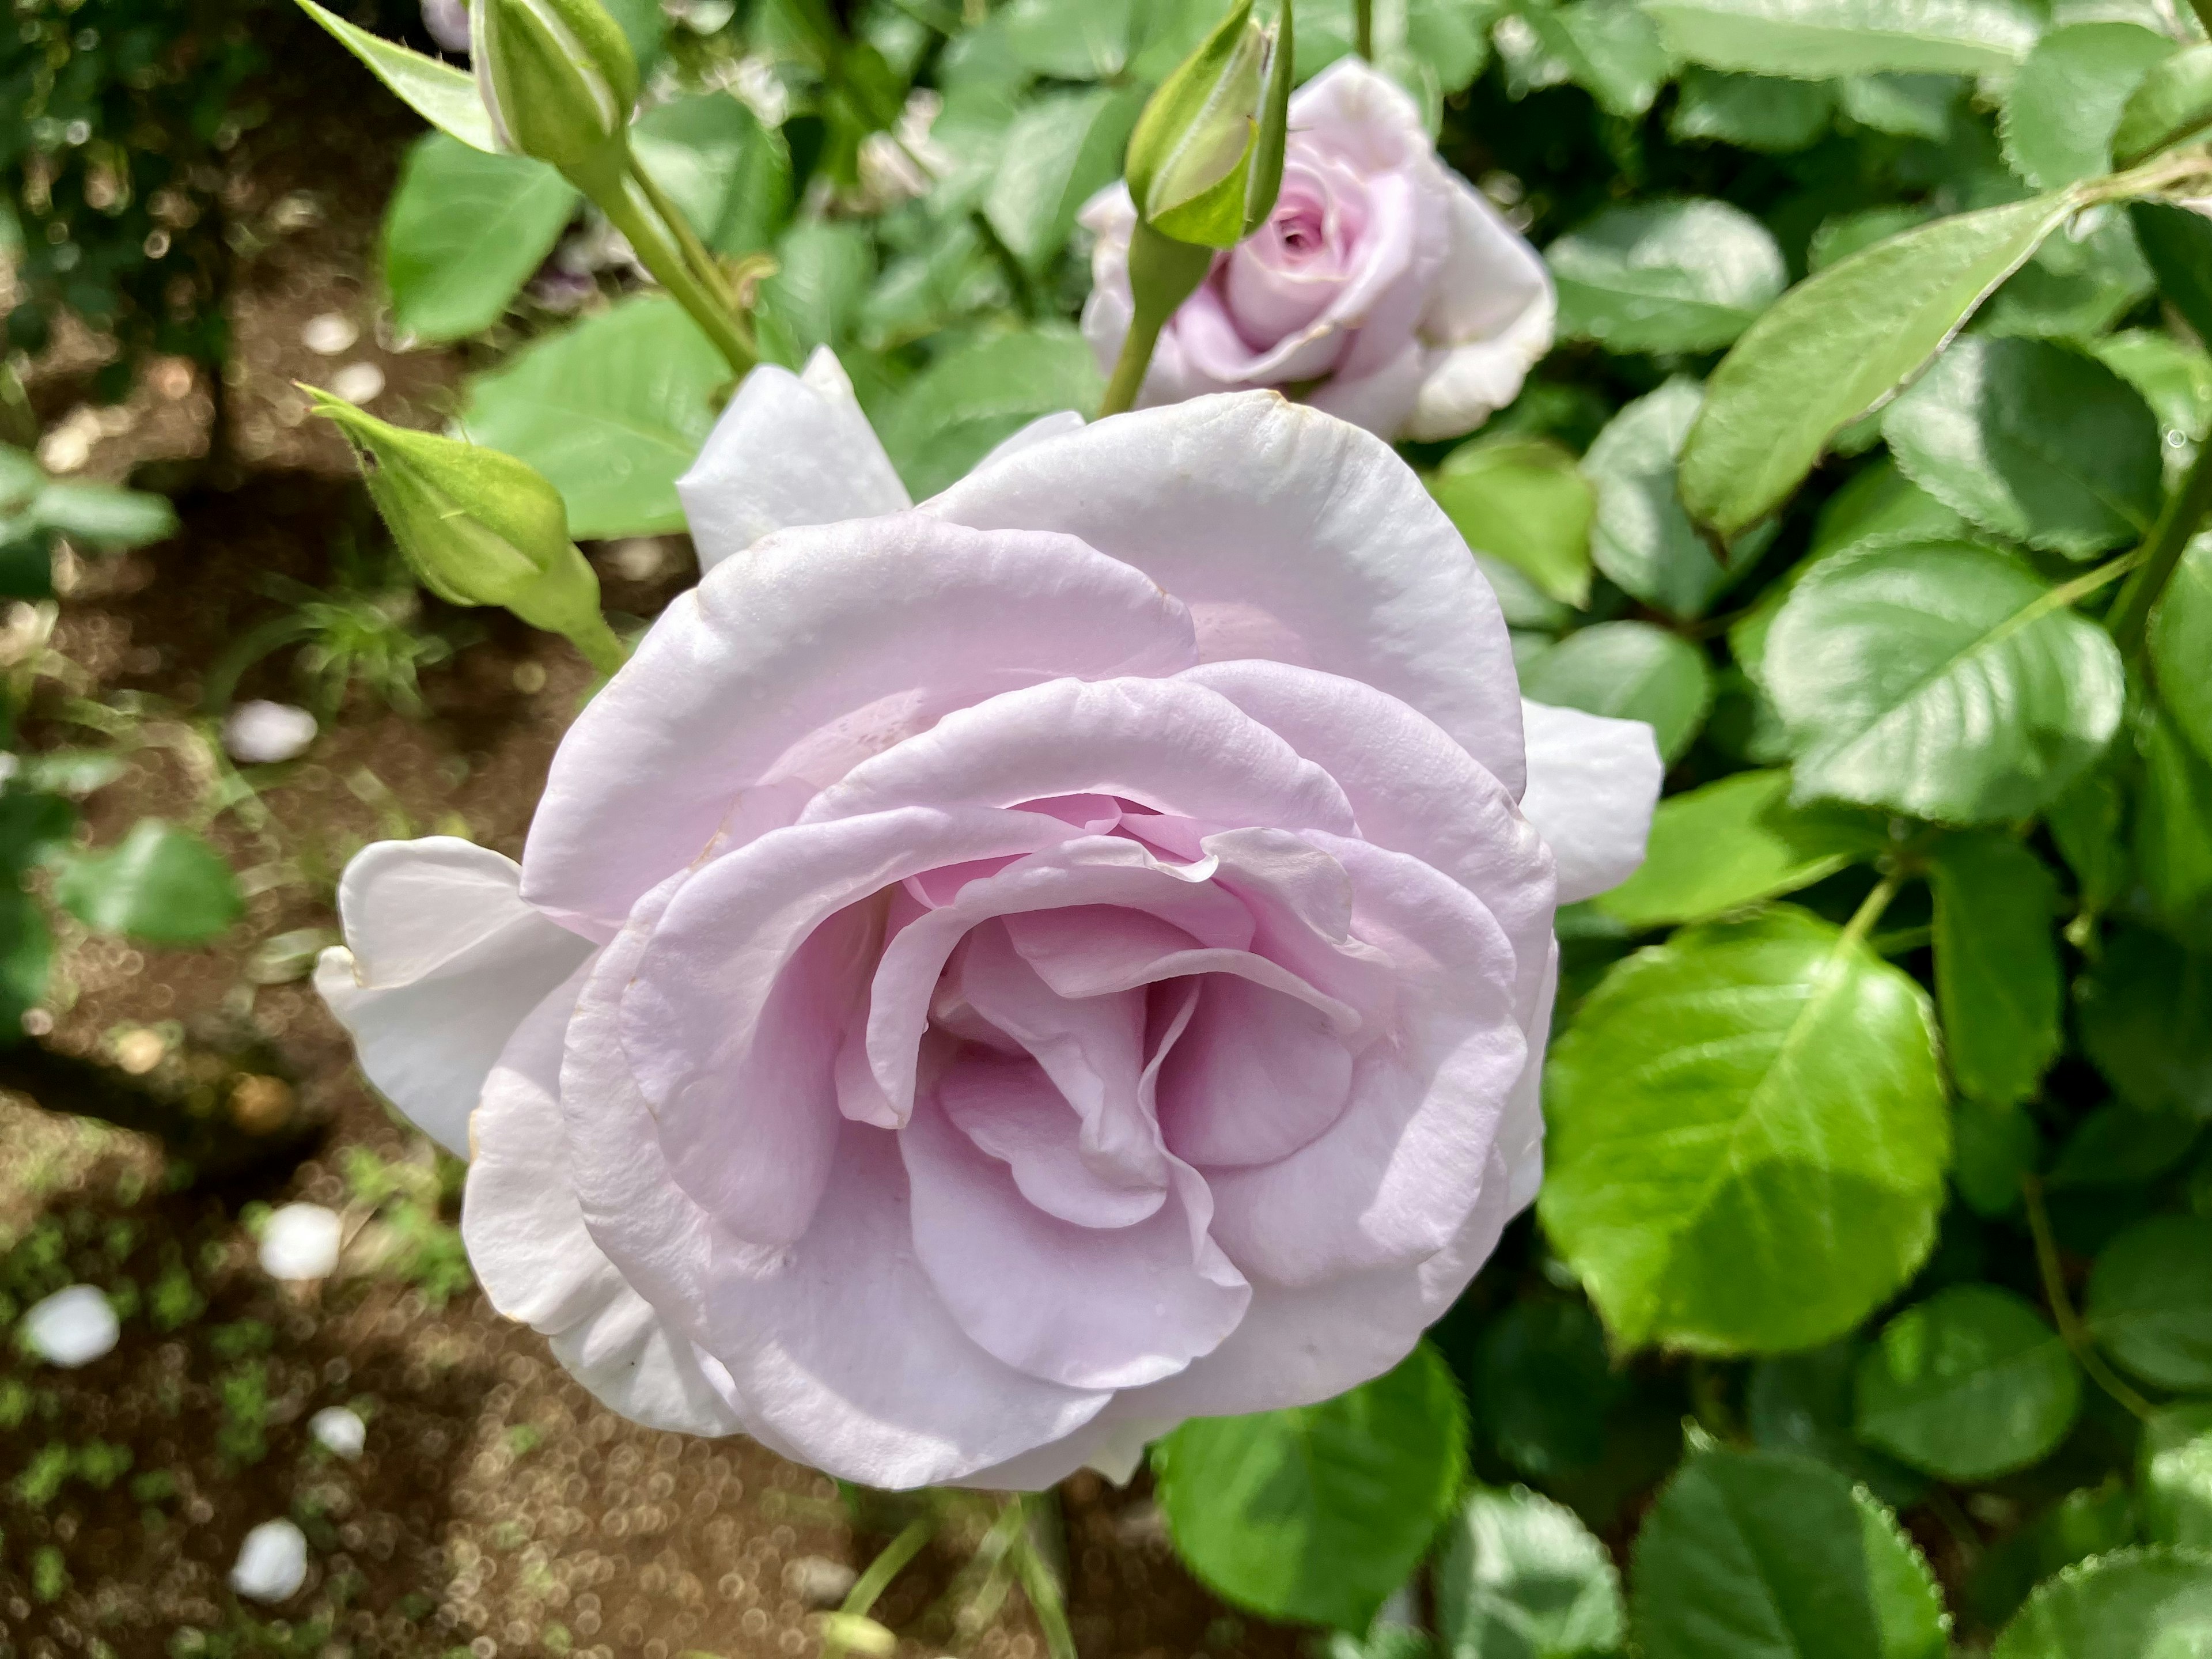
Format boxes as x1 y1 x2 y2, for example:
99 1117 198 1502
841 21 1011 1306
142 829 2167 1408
1354 0 1373 56
1009 1495 1079 1659
567 153 757 377
2022 1173 2157 1422
2109 427 2212 658
626 150 753 332
1101 306 1167 418
1101 221 1216 416
820 1513 935 1659
1839 870 1903 954
565 615 628 679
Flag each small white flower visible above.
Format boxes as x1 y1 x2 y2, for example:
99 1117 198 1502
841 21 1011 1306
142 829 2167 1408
259 1203 343 1282
309 1406 367 1459
229 1518 308 1602
22 1284 119 1368
223 701 318 766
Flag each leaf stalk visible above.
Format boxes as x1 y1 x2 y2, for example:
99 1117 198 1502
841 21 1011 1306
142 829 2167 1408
2108 425 2212 657
2021 1172 2157 1423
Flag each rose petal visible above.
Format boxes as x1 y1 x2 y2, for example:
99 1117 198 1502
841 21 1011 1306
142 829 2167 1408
1404 183 1558 445
1156 973 1356 1168
923 393 1526 793
524 515 1200 935
1518 699 1663 903
968 410 1087 474
677 346 911 574
902 1094 1248 1391
938 1051 1166 1228
314 837 594 1156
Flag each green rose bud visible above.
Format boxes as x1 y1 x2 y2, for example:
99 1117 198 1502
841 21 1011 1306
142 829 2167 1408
1124 0 1293 250
470 0 639 171
307 390 624 675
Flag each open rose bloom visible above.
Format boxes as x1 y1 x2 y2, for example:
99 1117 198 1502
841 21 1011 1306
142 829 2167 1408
317 356 1659 1490
1082 58 1555 442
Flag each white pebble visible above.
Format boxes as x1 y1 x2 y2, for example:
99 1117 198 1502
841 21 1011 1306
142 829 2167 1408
309 1406 366 1459
259 1203 343 1281
329 362 385 404
300 312 358 355
222 700 318 764
22 1284 119 1368
229 1518 308 1602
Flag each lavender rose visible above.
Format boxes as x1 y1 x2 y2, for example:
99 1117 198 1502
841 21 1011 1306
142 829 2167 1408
316 356 1658 1490
1080 58 1555 442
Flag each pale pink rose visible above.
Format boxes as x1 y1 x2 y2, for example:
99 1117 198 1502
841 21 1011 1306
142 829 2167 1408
315 353 1658 1490
1081 58 1555 444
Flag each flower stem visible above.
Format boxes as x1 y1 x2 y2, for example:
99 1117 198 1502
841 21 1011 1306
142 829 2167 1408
564 613 628 679
2022 1172 2157 1422
1101 308 1167 417
2108 427 2212 658
1101 220 1215 416
626 149 753 333
1009 1495 1078 1659
1839 870 1903 955
819 1513 935 1659
566 149 757 377
1354 0 1373 57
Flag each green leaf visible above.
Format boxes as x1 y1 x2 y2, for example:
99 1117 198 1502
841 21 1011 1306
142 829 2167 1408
1629 1449 1948 1659
2048 1104 2198 1190
294 0 498 153
2154 540 2212 770
2143 1403 2212 1549
2113 43 2212 166
54 820 243 946
1597 770 1879 931
1762 540 2127 823
2000 23 2175 190
1641 0 2039 78
1669 69 1835 151
456 296 724 539
25 482 177 548
983 85 1145 269
382 135 577 344
1152 1342 1468 1632
879 328 1102 499
759 219 877 358
1809 459 1971 558
2086 1215 2212 1391
1952 1097 2042 1215
1548 199 1786 355
2133 202 2212 348
1539 906 1948 1354
1929 835 2061 1107
1434 1486 1624 1659
1747 1343 1930 1508
1680 193 2074 536
1523 0 1677 118
1839 71 1959 138
2047 768 2130 914
1584 378 1766 619
2094 328 2212 450
2137 709 2212 947
1984 210 2155 344
1992 1546 2212 1658
1469 1299 1622 1480
631 94 791 261
0 887 53 1040
1519 622 1712 764
1429 437 1596 608
1880 336 2162 558
2078 926 2212 1119
1855 1285 2081 1481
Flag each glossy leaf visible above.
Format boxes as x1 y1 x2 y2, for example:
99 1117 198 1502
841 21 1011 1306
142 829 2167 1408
2136 710 2212 946
1153 1343 1467 1632
1952 1097 2041 1217
1929 834 2061 1106
1523 0 1676 119
1518 622 1712 764
1854 1285 2081 1482
382 135 577 344
2142 1403 2212 1549
2086 1215 2212 1392
879 328 1101 498
1429 436 1596 608
1642 0 2039 79
631 94 791 260
2133 202 2212 347
1548 199 1786 355
1669 69 1834 151
1434 1486 1624 1659
2048 1104 2198 1190
2153 540 2212 771
1992 1547 2212 1658
456 296 724 539
1630 1449 1946 1659
1681 193 2073 536
295 0 498 153
1880 336 2162 559
1584 378 1764 619
1597 770 1879 931
1746 1343 1929 1508
1540 906 1948 1354
2078 926 2212 1119
2112 43 2212 165
54 820 244 946
1999 22 2175 190
984 85 1145 269
1762 540 2126 823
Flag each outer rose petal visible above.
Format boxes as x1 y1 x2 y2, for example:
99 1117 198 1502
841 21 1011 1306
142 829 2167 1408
313 838 594 1156
923 394 1527 794
523 514 1199 935
1403 185 1558 444
677 346 911 574
1519 699 1664 902
462 971 750 1437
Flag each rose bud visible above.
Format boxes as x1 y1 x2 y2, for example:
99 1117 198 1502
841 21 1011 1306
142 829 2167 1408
316 362 1662 1491
307 391 623 674
1084 58 1556 443
470 0 638 172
